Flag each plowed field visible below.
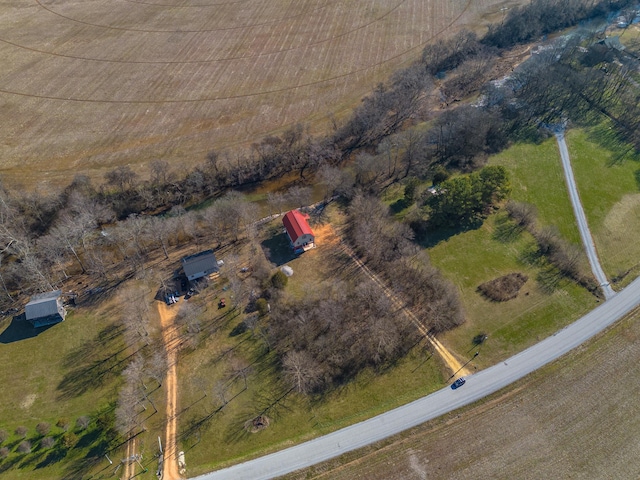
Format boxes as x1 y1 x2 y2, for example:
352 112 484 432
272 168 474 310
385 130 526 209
0 0 522 186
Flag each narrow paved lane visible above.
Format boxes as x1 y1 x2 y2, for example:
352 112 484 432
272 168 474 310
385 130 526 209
193 275 640 480
555 131 616 299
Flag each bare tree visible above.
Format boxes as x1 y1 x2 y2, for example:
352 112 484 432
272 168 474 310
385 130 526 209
115 381 139 436
36 422 50 437
75 416 91 431
17 441 31 454
213 380 228 408
41 437 55 449
147 348 168 386
285 186 312 209
266 192 287 215
149 159 171 186
104 165 138 192
282 350 322 394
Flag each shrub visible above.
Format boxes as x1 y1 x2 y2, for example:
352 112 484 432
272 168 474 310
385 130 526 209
60 432 78 449
271 271 288 289
15 426 27 438
17 441 31 454
472 333 488 346
41 437 55 449
477 273 528 301
56 417 70 431
256 298 269 316
76 416 91 431
36 422 51 437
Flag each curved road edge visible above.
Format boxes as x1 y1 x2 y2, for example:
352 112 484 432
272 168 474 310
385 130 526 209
194 275 640 480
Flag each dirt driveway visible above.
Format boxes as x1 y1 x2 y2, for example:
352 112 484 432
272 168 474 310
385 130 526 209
157 301 183 480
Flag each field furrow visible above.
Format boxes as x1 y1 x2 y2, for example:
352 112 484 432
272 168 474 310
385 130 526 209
0 0 525 187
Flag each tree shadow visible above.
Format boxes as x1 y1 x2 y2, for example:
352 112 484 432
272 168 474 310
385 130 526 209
415 220 483 248
536 266 564 294
0 315 54 344
585 123 640 166
389 198 410 214
492 215 524 243
223 381 294 445
261 234 296 266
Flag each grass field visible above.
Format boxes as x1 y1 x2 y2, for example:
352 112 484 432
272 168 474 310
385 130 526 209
565 128 640 285
0 0 528 188
490 137 582 245
282 307 640 480
0 302 124 478
428 213 595 368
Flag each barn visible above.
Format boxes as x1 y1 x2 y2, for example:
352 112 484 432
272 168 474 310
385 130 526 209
25 290 66 328
282 210 315 254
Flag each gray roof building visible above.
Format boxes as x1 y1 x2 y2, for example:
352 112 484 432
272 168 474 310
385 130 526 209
25 290 66 327
181 250 219 281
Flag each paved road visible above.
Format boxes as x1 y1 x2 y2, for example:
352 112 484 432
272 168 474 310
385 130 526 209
194 275 640 480
555 131 616 300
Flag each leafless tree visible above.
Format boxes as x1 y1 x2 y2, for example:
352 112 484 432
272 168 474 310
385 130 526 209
115 380 139 436
147 348 168 386
149 159 171 186
104 165 138 192
76 416 91 431
17 441 31 454
147 216 172 259
41 437 55 449
285 186 312 209
36 422 50 437
282 350 322 394
15 426 27 438
266 192 287 215
213 380 228 407
227 354 252 390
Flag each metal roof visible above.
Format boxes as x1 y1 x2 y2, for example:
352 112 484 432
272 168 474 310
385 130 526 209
25 290 63 320
181 250 219 279
282 210 314 243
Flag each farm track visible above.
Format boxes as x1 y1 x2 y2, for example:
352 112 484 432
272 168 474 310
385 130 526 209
338 240 471 377
157 302 183 480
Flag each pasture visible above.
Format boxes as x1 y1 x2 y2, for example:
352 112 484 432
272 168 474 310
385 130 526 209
565 128 640 285
0 0 527 188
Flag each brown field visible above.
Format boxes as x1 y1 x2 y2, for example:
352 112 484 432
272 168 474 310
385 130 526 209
0 0 525 188
284 307 640 480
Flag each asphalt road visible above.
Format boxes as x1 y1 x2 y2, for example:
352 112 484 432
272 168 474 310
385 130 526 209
555 131 616 300
194 275 640 480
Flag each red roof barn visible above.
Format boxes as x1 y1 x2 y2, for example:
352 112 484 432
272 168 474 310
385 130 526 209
282 210 315 253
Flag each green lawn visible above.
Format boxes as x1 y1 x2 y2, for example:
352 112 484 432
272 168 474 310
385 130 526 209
0 305 124 478
428 214 595 367
565 128 640 284
490 138 582 245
